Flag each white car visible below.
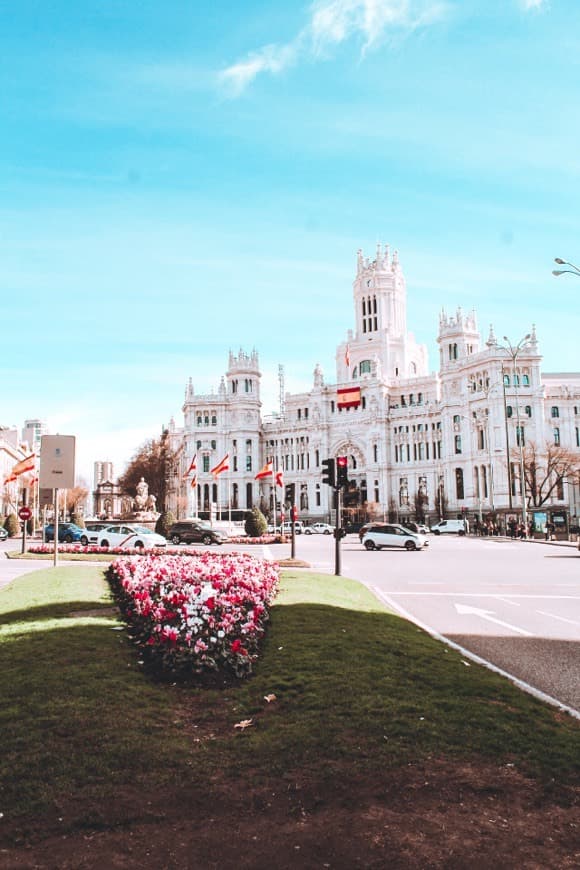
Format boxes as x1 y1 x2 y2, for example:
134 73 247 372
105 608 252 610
362 523 428 551
281 521 304 535
304 523 333 535
96 524 167 550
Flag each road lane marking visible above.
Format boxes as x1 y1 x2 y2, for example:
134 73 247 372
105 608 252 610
454 604 532 636
495 597 520 606
536 610 580 627
370 586 580 721
385 593 580 599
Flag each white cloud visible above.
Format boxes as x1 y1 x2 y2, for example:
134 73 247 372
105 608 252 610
218 41 300 97
219 0 450 96
519 0 548 9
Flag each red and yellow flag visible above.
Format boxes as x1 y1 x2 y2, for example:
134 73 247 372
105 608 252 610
255 460 273 481
4 453 36 485
275 469 284 488
337 386 361 409
211 453 230 478
190 475 197 489
183 453 197 479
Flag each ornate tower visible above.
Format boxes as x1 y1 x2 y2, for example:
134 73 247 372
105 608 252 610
338 243 428 382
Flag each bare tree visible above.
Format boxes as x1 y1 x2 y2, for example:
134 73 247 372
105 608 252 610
523 441 580 508
65 478 89 517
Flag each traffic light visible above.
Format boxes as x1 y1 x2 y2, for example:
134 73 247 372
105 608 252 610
284 483 295 506
336 455 349 488
321 458 335 487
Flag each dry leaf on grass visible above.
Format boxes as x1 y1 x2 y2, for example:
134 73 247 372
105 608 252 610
234 719 254 730
263 694 277 703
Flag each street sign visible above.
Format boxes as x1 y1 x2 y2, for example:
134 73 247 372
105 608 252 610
39 435 76 490
18 506 32 521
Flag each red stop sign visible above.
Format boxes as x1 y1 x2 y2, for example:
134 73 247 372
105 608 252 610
18 506 32 521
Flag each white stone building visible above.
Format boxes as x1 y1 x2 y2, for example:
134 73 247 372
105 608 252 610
167 244 580 529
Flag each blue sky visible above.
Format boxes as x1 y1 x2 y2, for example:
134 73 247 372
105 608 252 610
2 0 580 487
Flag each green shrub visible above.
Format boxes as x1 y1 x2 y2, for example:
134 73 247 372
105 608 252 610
155 510 176 538
4 513 20 537
244 506 268 537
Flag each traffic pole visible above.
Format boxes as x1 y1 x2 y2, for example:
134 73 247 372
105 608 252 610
334 487 341 576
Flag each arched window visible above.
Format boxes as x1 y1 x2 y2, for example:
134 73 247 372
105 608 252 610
506 406 513 418
551 406 559 418
474 466 480 498
522 373 530 386
455 468 464 500
503 373 510 386
554 427 560 446
525 406 532 417
373 443 378 462
454 435 462 454
352 366 358 378
360 359 371 374
211 414 217 426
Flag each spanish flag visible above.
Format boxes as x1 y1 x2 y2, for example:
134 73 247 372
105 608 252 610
190 474 197 489
275 469 284 488
183 453 197 479
337 386 361 409
255 460 273 480
211 453 229 478
4 453 36 485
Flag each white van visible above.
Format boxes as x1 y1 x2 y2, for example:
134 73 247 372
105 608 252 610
429 519 467 536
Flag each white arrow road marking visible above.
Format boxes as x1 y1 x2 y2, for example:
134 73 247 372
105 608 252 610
454 604 533 636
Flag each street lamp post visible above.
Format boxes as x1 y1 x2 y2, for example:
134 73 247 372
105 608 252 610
553 257 580 279
499 335 531 528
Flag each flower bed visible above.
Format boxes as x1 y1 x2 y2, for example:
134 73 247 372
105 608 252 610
27 535 283 556
107 552 279 678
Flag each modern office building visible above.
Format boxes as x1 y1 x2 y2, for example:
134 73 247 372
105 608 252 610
166 244 580 529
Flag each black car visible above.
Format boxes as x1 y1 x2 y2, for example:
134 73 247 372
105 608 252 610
168 521 228 546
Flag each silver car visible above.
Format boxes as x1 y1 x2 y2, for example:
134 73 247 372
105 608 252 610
362 523 428 551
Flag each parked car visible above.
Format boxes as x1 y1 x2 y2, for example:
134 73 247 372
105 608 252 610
429 519 467 536
96 524 167 550
281 521 304 535
304 522 333 535
402 521 430 535
44 523 88 544
267 525 281 534
362 524 428 551
0 526 8 541
167 521 228 546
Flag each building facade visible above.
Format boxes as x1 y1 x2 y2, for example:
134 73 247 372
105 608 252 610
167 244 580 529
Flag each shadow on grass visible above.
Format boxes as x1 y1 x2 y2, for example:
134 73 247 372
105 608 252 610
0 602 117 627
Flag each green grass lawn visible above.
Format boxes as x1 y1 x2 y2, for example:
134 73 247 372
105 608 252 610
0 564 578 838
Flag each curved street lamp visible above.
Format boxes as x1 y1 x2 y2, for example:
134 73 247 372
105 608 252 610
553 257 580 278
498 334 531 528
